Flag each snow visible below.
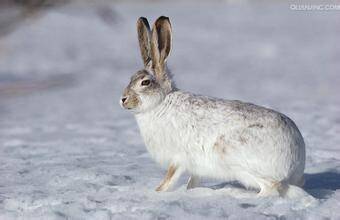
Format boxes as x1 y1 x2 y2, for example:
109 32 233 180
0 2 340 219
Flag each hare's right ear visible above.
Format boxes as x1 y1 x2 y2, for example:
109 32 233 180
137 17 151 68
150 16 172 82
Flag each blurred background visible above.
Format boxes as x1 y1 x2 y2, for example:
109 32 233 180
0 0 340 219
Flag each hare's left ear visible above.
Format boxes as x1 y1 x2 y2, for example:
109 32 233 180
137 17 152 68
150 16 172 82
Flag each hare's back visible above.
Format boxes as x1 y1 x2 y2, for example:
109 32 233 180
173 92 286 126
171 91 304 147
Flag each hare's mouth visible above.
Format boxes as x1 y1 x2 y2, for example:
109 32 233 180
120 101 135 110
121 96 140 110
120 103 131 110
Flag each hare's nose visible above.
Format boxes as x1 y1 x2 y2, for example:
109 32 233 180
121 97 127 103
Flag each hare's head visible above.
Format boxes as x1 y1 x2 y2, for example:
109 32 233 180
120 16 175 113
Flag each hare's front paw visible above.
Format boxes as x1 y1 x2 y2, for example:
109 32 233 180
155 165 184 192
155 184 166 192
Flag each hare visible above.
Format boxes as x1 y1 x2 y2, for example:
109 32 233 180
120 16 306 197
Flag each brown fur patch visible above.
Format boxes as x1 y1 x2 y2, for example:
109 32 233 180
213 135 228 157
156 165 177 191
248 123 264 128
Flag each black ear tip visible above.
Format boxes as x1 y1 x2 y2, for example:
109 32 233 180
157 16 170 22
155 16 171 28
137 17 150 29
138 17 148 22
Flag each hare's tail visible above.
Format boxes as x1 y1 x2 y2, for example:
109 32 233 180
257 178 317 207
279 184 318 207
281 184 307 198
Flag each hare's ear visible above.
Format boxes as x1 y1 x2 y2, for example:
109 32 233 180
150 16 172 81
137 17 151 68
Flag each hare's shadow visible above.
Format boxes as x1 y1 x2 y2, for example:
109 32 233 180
304 171 340 199
208 171 340 199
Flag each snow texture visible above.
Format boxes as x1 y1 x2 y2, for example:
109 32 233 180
0 2 340 220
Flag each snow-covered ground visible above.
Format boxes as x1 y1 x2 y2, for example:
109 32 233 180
0 2 340 219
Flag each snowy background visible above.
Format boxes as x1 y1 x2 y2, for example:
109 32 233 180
0 1 340 219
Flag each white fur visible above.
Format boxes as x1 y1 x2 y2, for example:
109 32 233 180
134 91 306 196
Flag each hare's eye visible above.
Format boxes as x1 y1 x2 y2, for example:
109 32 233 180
141 80 151 86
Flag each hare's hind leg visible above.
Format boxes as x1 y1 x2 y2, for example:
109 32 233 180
290 173 305 187
187 175 200 189
156 165 184 192
257 180 281 197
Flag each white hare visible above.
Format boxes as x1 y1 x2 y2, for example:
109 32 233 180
120 16 306 197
